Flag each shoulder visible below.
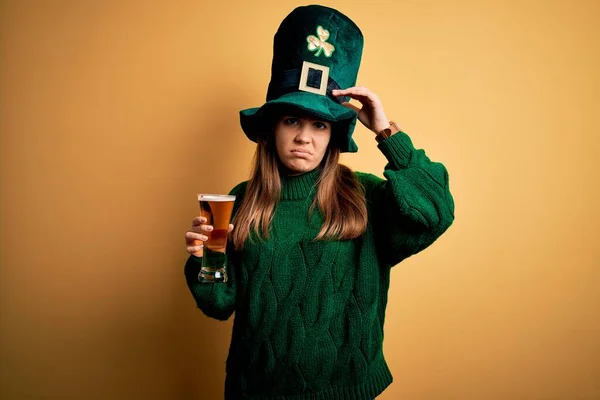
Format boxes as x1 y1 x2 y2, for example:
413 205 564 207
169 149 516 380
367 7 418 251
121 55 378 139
353 171 384 192
229 181 249 216
229 181 249 197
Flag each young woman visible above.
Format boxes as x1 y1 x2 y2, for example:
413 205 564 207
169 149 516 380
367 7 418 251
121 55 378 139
184 5 455 399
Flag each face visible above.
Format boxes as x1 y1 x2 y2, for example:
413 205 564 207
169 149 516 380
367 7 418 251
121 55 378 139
274 114 332 175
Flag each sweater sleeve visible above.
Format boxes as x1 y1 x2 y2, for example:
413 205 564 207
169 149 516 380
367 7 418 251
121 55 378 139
359 130 455 267
183 181 247 321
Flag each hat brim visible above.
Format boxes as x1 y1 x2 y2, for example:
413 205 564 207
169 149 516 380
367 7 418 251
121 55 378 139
239 91 359 153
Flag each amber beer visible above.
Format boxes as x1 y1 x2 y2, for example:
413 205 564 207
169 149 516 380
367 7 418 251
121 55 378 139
197 194 236 283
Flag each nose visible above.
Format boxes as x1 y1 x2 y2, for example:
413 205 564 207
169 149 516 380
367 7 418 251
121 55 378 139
294 124 311 144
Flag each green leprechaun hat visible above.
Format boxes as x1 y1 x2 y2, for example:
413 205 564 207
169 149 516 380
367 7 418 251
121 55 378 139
239 4 364 153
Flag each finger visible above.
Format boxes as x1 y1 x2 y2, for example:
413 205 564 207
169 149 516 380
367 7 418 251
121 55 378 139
187 244 204 254
228 224 234 233
333 86 366 92
346 88 375 101
335 92 371 105
341 101 361 113
333 88 363 98
333 86 370 96
185 231 209 242
191 224 214 233
333 87 377 102
192 216 208 225
346 86 371 93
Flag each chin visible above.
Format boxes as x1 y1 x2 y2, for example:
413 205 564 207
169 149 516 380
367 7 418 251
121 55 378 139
285 161 315 174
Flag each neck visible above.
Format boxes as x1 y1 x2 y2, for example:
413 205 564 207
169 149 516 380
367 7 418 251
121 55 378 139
279 166 321 201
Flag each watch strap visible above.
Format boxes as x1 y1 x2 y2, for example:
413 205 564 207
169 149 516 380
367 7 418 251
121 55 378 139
375 121 401 143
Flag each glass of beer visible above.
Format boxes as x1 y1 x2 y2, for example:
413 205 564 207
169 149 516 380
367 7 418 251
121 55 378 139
196 193 236 283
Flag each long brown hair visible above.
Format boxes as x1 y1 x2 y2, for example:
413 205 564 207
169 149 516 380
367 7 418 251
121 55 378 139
231 125 368 250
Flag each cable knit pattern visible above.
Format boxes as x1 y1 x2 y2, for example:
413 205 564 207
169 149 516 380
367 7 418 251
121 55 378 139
184 131 455 399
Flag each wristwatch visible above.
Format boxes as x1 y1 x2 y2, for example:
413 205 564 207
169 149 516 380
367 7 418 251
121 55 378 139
375 121 401 143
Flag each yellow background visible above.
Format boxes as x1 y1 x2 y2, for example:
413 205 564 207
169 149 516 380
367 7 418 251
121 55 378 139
1 0 599 399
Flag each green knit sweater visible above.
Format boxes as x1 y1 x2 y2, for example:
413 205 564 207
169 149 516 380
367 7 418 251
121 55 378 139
185 131 455 399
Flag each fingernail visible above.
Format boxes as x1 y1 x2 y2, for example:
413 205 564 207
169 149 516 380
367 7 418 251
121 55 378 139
206 226 213 231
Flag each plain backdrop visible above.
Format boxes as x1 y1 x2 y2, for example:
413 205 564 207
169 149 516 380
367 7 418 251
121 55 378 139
1 0 599 399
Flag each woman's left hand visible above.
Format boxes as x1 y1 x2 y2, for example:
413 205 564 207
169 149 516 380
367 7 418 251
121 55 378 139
332 86 390 134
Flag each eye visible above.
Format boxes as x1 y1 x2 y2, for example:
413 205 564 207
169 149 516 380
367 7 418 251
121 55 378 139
283 117 300 126
314 121 329 130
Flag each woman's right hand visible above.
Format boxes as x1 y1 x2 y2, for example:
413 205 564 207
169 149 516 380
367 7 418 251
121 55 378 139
185 216 234 257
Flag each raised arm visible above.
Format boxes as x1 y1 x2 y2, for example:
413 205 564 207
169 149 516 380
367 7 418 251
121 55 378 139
358 130 455 266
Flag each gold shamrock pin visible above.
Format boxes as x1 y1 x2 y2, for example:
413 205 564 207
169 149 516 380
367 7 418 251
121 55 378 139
306 26 335 58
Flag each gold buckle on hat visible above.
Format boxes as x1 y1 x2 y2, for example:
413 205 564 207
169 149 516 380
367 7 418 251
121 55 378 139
299 61 329 96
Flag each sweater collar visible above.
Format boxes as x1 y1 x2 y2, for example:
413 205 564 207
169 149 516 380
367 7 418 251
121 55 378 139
279 167 321 200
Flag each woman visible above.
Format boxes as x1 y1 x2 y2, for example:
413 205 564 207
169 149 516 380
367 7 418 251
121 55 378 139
184 5 454 399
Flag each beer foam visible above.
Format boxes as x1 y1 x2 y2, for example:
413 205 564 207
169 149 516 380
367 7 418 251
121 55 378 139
197 194 236 202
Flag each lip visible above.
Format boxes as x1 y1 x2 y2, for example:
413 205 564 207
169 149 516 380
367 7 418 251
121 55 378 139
291 148 312 155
